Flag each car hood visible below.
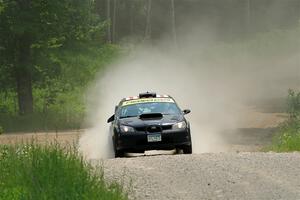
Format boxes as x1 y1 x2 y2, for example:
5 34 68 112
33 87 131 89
119 114 184 127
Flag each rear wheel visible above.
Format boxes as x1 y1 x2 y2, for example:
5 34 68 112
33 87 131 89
182 145 192 154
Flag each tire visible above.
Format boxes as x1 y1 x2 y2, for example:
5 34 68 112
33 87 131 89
182 145 192 154
176 148 183 154
114 150 124 158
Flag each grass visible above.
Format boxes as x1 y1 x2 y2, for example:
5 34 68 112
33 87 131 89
269 120 300 152
268 89 300 152
0 112 83 133
0 142 128 200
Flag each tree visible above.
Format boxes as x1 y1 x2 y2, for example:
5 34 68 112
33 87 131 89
0 0 101 115
245 0 251 36
144 0 152 40
170 0 178 48
106 0 112 43
112 0 118 43
128 0 135 35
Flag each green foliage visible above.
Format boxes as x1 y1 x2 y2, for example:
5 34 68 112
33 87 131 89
0 44 120 132
269 90 300 152
270 120 300 152
0 126 3 135
0 0 108 115
0 0 119 129
0 0 102 49
0 0 120 129
0 143 128 200
287 89 300 119
0 1 4 14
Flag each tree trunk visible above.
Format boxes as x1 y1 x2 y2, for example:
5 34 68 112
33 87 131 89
112 0 117 43
170 0 178 48
125 0 134 36
129 1 134 35
245 0 251 35
107 0 112 43
144 0 152 40
15 34 33 115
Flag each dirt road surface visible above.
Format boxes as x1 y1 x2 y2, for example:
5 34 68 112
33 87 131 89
102 153 300 200
1 103 298 200
99 105 299 200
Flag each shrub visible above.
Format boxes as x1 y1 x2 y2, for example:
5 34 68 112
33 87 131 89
269 90 300 152
271 120 300 152
287 89 300 120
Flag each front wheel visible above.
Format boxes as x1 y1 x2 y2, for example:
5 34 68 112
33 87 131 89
182 145 192 154
114 150 124 158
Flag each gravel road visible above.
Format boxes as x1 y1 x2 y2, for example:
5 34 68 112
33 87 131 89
2 105 298 199
102 153 300 200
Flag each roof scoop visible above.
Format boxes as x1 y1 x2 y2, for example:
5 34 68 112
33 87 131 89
139 113 163 120
139 92 156 98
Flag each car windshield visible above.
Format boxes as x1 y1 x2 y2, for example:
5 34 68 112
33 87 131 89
119 102 181 118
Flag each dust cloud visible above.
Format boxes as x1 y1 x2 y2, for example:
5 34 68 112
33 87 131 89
79 6 299 159
79 45 298 159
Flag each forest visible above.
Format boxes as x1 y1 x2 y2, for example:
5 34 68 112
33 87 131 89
0 0 300 132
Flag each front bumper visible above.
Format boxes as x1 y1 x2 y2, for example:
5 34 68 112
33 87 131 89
115 129 191 152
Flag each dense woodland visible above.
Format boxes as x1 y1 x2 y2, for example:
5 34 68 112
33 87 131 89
0 0 299 132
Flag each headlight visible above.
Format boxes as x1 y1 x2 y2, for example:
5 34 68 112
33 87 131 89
120 125 135 133
172 121 187 129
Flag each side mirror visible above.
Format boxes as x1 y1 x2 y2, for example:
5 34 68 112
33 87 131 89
107 115 115 123
183 109 191 115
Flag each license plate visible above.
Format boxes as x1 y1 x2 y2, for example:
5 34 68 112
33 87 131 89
147 134 162 142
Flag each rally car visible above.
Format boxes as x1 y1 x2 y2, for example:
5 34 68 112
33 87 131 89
107 92 192 157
